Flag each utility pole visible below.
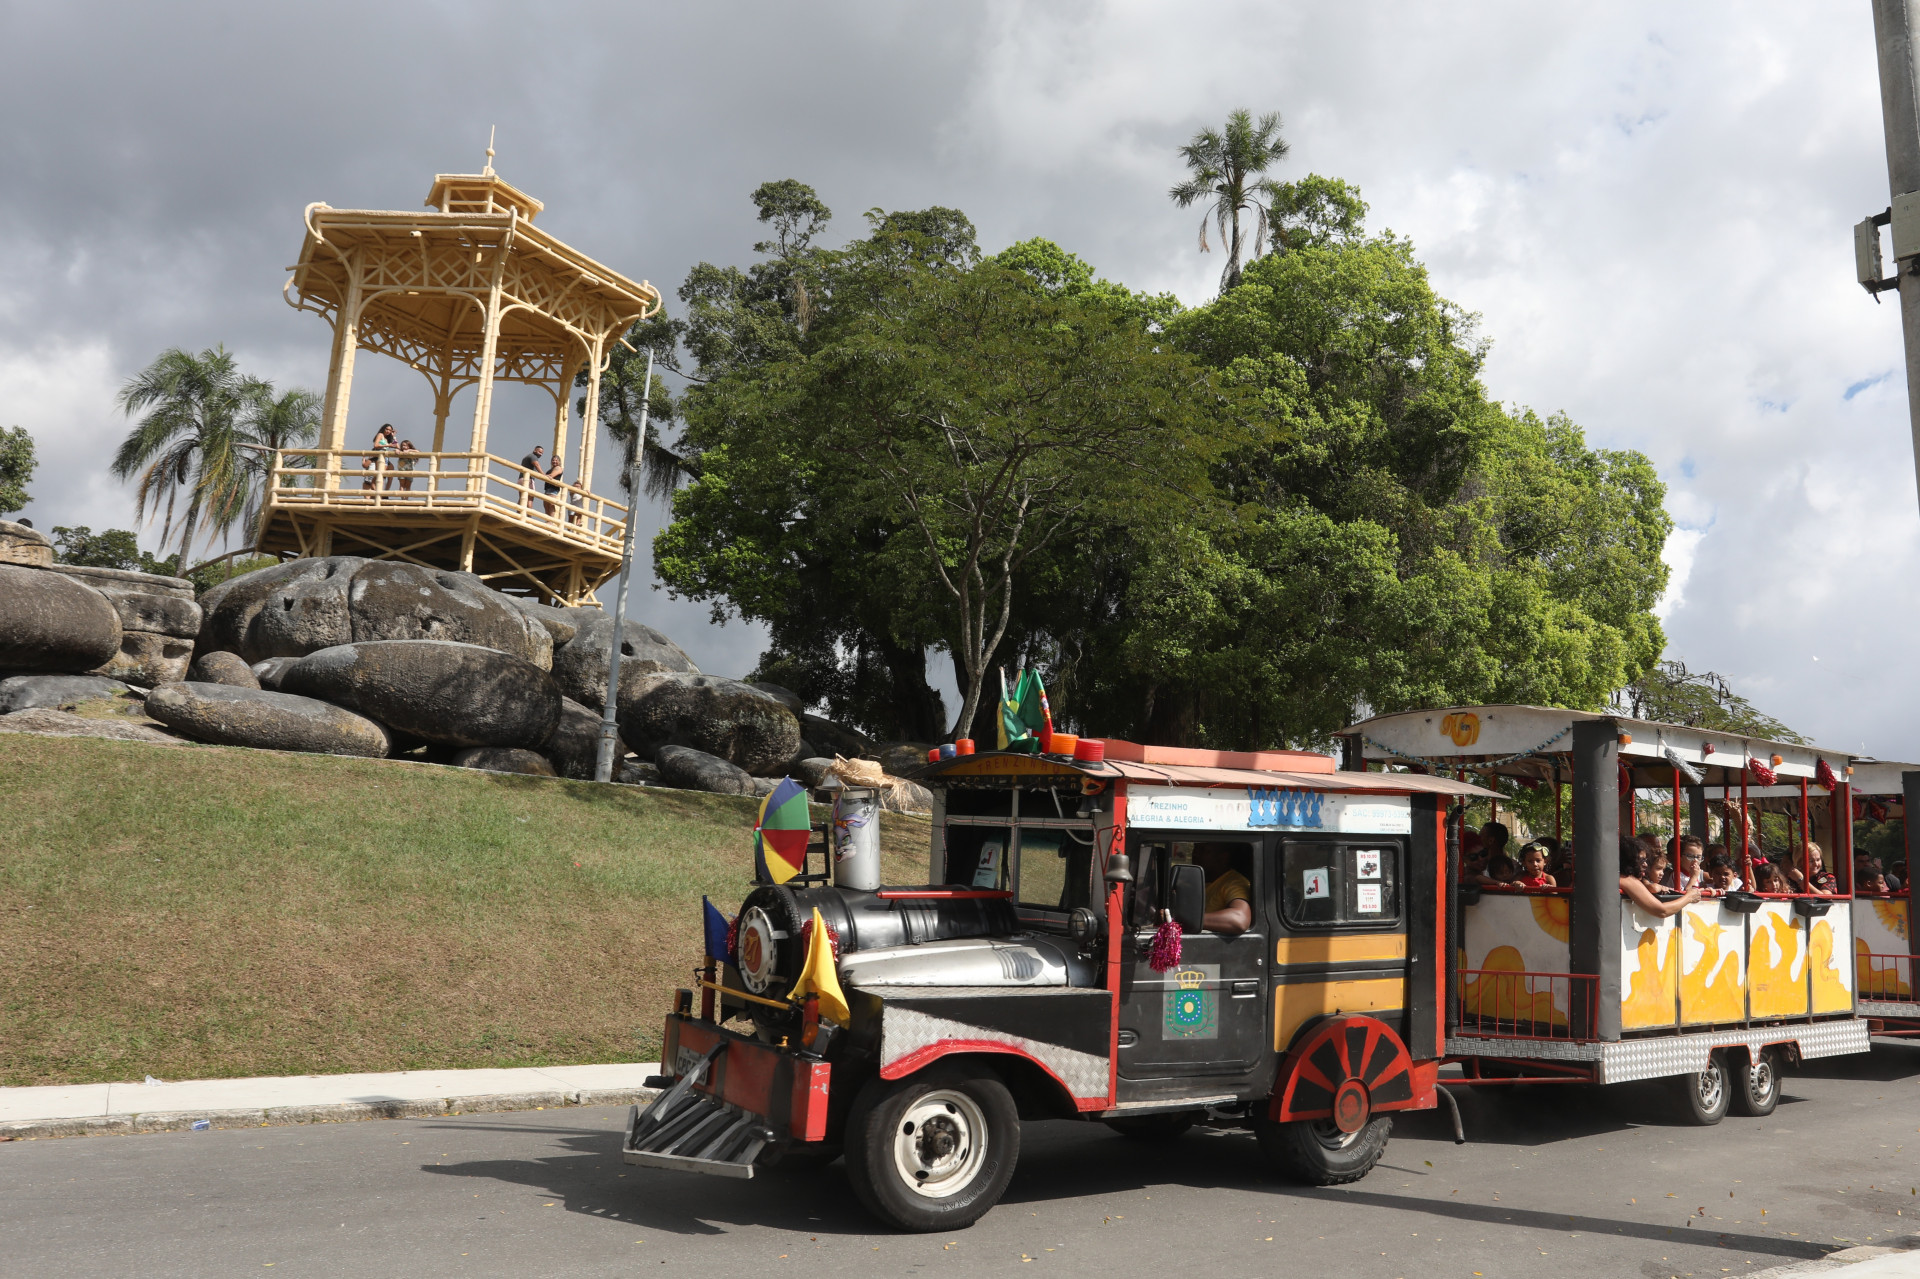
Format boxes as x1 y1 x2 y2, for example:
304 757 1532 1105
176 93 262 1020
1863 0 1920 509
594 347 654 783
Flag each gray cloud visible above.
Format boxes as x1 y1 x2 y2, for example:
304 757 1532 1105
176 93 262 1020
3 1 1912 753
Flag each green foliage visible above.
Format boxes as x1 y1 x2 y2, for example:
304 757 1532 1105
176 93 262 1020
1170 109 1293 293
0 425 34 515
1614 658 1805 743
51 525 179 575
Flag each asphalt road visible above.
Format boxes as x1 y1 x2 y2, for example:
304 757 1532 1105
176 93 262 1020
6 1044 1919 1279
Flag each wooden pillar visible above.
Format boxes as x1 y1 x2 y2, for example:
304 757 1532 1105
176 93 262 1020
468 253 509 490
317 250 363 492
578 335 605 495
459 514 480 572
431 372 453 455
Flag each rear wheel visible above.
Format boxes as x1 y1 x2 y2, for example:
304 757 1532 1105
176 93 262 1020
1729 1048 1781 1117
1673 1053 1731 1125
1255 1115 1393 1185
1103 1113 1196 1142
844 1066 1020 1232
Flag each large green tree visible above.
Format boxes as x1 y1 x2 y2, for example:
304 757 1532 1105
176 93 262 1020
0 425 34 515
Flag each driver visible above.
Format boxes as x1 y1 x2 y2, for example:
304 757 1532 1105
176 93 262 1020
1191 841 1253 936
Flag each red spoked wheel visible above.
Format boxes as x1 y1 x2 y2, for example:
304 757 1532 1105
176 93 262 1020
1273 1015 1415 1124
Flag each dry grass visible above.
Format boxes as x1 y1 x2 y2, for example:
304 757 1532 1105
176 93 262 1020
0 734 929 1086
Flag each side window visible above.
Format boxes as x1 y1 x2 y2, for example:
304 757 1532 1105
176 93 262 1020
1280 840 1402 929
945 825 1011 890
1017 829 1068 910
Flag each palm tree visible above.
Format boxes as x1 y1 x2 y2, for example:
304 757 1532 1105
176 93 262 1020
1169 109 1292 294
239 387 320 528
111 347 275 564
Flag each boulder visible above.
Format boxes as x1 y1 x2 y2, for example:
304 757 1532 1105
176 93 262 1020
0 520 53 568
95 631 194 688
881 777 936 814
0 563 122 673
542 698 626 781
617 673 803 776
250 656 299 691
188 651 260 688
750 777 778 797
500 596 579 648
0 706 182 745
0 674 130 714
548 609 699 711
616 758 661 786
789 756 837 789
196 557 549 666
280 639 561 749
748 682 806 713
50 563 194 600
144 682 392 758
656 743 757 796
877 741 935 775
451 746 557 777
70 584 202 639
801 714 876 761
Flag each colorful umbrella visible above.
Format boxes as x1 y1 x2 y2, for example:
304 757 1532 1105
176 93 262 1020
754 777 812 884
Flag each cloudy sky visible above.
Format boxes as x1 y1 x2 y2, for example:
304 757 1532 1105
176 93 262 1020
1 2 1911 756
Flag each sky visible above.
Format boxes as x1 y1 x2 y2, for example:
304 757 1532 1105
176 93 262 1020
1 2 1913 756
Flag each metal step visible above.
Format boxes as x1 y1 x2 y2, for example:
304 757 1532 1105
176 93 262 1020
621 1043 775 1179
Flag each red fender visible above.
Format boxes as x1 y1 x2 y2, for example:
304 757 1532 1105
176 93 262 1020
1269 1014 1436 1127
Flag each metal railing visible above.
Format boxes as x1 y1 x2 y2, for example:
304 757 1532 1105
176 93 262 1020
1456 968 1598 1041
1857 952 1916 1003
262 448 629 556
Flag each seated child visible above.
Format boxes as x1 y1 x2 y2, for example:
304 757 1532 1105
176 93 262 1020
1701 851 1740 893
1640 849 1673 893
1753 861 1791 894
1515 843 1557 888
1482 852 1521 887
1859 866 1891 895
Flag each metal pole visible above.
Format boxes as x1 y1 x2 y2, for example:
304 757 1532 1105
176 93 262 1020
594 347 654 783
1872 0 1920 508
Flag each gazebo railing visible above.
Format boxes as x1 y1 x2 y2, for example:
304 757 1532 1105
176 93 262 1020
263 448 629 556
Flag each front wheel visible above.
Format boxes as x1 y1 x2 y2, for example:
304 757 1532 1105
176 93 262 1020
1729 1048 1781 1117
1673 1053 1731 1125
843 1066 1020 1232
1255 1115 1392 1185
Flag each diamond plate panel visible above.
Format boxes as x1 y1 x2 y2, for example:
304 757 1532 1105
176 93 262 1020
1450 1019 1871 1084
880 1004 1110 1099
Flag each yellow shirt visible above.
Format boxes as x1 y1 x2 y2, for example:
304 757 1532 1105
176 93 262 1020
1205 868 1252 913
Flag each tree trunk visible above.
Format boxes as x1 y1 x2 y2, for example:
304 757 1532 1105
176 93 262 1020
1144 682 1201 747
951 650 1001 745
877 638 945 743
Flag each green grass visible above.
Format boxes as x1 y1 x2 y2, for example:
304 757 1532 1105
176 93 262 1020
0 733 929 1086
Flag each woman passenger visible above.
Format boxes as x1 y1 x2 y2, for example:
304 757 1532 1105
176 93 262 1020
1801 841 1836 895
1620 838 1700 917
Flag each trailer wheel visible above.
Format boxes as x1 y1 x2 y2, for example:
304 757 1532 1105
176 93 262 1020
1255 1115 1393 1185
844 1065 1020 1232
1729 1048 1781 1118
1673 1052 1731 1125
1103 1113 1196 1142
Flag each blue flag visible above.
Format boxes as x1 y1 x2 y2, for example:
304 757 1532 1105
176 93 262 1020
703 896 733 964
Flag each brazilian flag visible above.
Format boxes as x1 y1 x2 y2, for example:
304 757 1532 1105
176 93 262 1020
997 666 1052 750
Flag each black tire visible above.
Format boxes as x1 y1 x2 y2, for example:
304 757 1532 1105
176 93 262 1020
1103 1113 1196 1142
1673 1052 1731 1125
843 1065 1021 1232
1255 1115 1393 1185
1729 1048 1781 1117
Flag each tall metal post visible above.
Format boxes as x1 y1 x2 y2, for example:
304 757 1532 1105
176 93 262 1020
594 348 653 783
1871 0 1920 507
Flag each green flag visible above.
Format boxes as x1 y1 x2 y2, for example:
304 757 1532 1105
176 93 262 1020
1000 667 1052 749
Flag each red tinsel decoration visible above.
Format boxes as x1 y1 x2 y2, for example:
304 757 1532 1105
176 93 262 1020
1869 799 1891 823
1815 758 1839 792
1147 914 1183 973
799 917 842 962
1746 758 1777 786
724 916 739 962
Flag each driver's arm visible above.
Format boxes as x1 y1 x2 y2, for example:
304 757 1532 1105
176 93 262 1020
1204 898 1252 935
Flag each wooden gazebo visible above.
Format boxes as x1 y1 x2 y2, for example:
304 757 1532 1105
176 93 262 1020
258 152 662 603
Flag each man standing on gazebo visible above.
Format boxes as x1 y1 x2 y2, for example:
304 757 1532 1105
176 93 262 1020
519 444 545 509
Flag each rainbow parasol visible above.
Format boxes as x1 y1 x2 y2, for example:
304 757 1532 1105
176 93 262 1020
753 777 811 884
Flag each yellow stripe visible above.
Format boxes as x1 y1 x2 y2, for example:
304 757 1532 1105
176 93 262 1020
1274 978 1405 1050
1274 934 1407 965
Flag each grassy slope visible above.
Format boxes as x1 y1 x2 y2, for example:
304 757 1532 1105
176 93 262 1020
0 733 929 1086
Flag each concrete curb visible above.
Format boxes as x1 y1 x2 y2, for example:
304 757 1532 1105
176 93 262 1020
1747 1236 1920 1277
0 1085 660 1142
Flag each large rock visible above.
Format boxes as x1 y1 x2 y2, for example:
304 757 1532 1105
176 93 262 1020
71 584 202 639
145 682 392 757
51 563 194 600
656 744 757 796
280 639 561 749
748 682 805 713
500 596 579 648
0 520 53 568
0 563 122 673
251 657 299 691
618 673 803 776
543 698 627 781
878 741 935 775
616 758 660 786
548 609 699 711
801 714 876 761
196 558 550 667
189 651 259 688
0 707 181 745
95 631 194 688
0 674 130 714
789 756 837 789
451 746 557 777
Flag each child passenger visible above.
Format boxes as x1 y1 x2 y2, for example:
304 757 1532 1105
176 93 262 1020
1515 843 1557 888
1702 851 1740 893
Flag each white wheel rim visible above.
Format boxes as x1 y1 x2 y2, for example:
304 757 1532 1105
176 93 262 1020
737 908 779 994
1751 1058 1775 1102
1308 1119 1363 1151
1698 1062 1725 1112
893 1089 988 1199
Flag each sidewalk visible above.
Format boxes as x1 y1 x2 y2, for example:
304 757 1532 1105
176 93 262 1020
0 1062 661 1141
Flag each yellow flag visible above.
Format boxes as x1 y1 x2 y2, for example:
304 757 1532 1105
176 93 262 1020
789 907 851 1027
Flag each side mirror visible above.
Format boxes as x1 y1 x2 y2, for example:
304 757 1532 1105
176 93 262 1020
1169 863 1206 933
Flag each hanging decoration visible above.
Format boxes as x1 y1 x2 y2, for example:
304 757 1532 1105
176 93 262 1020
1746 757 1777 787
1662 745 1705 787
1147 910 1183 973
1815 758 1840 792
1362 726 1570 773
799 914 842 962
